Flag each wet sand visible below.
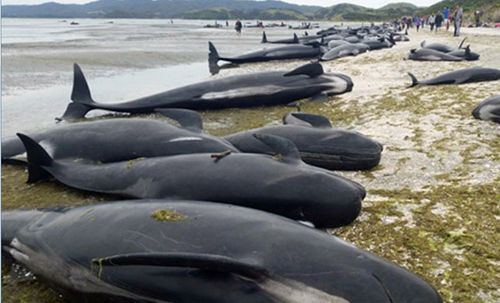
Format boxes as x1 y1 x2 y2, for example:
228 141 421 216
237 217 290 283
2 20 500 303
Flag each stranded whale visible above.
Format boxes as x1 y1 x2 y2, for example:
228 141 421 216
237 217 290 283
3 200 443 303
472 95 500 123
408 67 500 87
61 62 353 120
2 109 237 164
225 112 382 171
18 133 365 228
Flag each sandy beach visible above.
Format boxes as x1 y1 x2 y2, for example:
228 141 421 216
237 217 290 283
2 19 499 302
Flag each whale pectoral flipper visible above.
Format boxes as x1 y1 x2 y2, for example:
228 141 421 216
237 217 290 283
283 62 324 78
16 133 54 183
91 253 349 303
92 253 269 280
288 113 332 128
155 109 203 133
253 134 301 163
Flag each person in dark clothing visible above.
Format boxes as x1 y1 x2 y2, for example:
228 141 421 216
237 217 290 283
235 20 242 35
435 13 444 32
474 11 482 27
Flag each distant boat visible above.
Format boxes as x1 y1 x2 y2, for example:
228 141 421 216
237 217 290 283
70 21 79 25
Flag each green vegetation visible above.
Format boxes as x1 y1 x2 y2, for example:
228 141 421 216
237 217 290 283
314 2 421 21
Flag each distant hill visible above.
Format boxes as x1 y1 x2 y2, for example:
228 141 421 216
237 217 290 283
181 7 309 20
2 0 320 18
4 0 497 22
314 3 420 22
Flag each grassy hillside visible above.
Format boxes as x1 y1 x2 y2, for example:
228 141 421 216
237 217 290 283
182 7 309 20
314 3 420 22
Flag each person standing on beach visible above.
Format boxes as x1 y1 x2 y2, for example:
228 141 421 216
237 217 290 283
474 11 482 27
429 14 435 31
413 15 421 32
443 6 450 31
435 12 443 32
453 6 463 37
235 19 242 35
406 16 412 30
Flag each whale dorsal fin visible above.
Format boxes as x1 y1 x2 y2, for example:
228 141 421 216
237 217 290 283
17 133 54 183
253 134 301 163
287 113 332 128
458 37 467 49
293 33 299 43
155 109 203 133
283 62 324 78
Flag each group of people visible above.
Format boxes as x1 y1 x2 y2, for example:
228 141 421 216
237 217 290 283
400 5 465 37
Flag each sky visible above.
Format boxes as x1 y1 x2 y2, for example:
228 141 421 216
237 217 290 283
2 0 442 9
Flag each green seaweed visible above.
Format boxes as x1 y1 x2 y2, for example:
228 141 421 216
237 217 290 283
151 209 187 222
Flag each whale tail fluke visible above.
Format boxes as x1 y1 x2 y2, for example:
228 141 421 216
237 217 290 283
208 41 220 75
60 63 96 121
16 133 54 183
261 31 267 43
407 72 419 88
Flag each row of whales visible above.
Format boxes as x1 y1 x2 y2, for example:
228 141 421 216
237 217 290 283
2 109 382 171
9 22 500 303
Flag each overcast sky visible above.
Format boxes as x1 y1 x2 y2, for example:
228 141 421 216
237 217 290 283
2 0 442 9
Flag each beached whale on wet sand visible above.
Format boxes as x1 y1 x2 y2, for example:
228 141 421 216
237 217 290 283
3 200 443 303
2 109 238 164
208 41 323 73
60 62 353 120
18 133 365 228
407 67 500 87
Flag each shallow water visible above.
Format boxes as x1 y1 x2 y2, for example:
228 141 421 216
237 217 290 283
2 19 500 303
